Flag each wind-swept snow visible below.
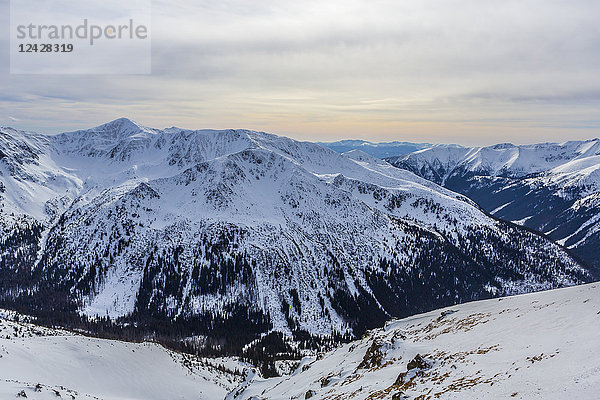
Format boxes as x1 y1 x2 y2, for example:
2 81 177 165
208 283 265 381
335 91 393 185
232 283 600 400
3 284 599 399
0 312 247 400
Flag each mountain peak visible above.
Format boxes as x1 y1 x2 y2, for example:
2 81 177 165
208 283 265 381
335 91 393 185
93 117 149 135
491 143 516 150
107 116 141 126
56 118 155 141
342 149 379 163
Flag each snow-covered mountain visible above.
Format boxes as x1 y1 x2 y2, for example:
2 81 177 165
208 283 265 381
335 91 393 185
319 140 457 158
0 119 591 352
233 282 600 400
388 139 600 273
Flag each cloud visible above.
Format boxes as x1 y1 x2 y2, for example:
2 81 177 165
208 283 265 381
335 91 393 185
1 0 599 144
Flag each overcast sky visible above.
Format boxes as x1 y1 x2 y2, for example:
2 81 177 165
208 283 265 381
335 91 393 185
1 0 599 145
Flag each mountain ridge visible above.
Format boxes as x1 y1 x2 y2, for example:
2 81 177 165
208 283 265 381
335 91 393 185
387 138 600 274
318 139 460 158
0 119 591 354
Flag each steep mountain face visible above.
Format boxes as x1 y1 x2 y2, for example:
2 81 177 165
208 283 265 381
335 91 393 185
0 119 591 348
388 140 600 274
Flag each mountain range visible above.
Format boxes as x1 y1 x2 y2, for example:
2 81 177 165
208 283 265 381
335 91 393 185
318 140 439 158
0 119 592 354
388 140 600 274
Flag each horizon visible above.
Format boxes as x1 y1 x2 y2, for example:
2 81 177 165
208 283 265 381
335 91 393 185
2 116 599 148
2 1 600 146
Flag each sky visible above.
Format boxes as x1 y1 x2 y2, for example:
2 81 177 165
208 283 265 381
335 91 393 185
1 0 599 146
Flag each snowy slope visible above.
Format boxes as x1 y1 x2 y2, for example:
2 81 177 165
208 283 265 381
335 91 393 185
232 282 600 400
2 284 600 400
0 311 247 400
387 139 600 272
0 119 591 346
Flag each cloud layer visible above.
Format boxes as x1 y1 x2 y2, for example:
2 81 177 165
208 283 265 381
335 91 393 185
1 0 599 144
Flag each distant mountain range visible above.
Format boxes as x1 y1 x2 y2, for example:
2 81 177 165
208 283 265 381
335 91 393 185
319 140 462 158
387 139 600 274
0 119 589 353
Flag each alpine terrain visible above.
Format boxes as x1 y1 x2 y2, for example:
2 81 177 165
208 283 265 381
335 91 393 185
232 282 600 400
2 283 599 399
388 140 600 274
0 119 591 356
